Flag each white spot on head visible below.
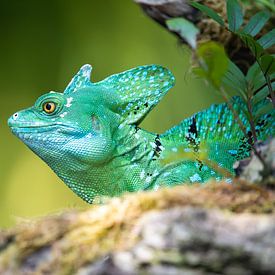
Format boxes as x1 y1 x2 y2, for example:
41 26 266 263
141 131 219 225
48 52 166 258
13 113 19 120
65 97 73 108
60 112 68 118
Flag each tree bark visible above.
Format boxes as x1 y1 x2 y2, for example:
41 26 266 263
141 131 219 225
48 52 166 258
0 183 274 274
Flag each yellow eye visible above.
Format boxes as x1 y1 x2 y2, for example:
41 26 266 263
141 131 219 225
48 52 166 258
43 102 56 114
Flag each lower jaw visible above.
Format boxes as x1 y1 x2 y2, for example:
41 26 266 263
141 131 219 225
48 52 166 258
14 131 67 147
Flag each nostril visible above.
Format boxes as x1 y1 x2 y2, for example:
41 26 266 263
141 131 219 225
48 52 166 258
13 113 19 120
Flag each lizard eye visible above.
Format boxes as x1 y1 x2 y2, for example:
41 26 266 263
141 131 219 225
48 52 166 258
43 102 56 114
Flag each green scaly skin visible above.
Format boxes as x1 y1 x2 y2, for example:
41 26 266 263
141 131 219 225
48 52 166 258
8 65 274 203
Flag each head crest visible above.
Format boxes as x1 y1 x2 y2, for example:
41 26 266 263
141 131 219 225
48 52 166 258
64 64 92 94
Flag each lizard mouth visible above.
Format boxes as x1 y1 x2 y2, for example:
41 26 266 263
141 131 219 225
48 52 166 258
10 123 76 132
9 124 81 146
8 113 76 131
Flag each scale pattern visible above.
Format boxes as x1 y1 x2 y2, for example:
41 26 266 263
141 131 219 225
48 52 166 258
8 64 275 203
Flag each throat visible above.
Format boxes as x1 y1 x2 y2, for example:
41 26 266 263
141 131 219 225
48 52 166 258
113 125 165 190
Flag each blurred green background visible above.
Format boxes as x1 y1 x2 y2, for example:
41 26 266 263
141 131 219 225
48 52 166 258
0 0 222 227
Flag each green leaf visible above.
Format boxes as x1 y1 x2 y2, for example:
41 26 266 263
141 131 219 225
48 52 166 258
259 54 275 76
257 0 275 13
255 100 273 119
166 18 199 49
258 29 275 49
239 33 264 59
227 61 246 88
222 61 247 99
246 62 266 91
226 0 243 32
247 62 263 82
253 81 275 105
190 1 225 26
192 67 207 78
197 41 229 88
243 11 270 37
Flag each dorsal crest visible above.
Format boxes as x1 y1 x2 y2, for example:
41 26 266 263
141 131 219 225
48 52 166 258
97 64 175 125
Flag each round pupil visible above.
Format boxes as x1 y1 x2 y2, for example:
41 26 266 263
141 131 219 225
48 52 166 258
43 102 55 113
45 103 52 110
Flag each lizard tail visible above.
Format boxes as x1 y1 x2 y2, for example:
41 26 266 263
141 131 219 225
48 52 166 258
161 96 274 173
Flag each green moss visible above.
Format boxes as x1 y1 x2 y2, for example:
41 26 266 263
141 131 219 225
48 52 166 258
0 182 274 274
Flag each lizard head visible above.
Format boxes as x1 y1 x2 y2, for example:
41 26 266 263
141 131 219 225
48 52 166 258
8 64 175 201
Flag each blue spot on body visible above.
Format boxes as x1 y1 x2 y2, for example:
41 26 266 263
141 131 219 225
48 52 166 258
228 149 237 155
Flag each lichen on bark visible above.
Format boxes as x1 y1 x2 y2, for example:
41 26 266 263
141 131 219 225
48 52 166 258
0 182 274 274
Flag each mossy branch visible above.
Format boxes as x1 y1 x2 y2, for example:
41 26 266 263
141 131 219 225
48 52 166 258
0 183 274 274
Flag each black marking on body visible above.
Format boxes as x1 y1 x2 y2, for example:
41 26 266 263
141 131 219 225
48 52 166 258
134 106 140 115
197 159 203 171
256 114 270 134
189 117 198 138
236 113 271 160
186 116 200 153
246 131 254 146
236 136 252 160
134 124 140 134
185 115 203 169
152 134 162 160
